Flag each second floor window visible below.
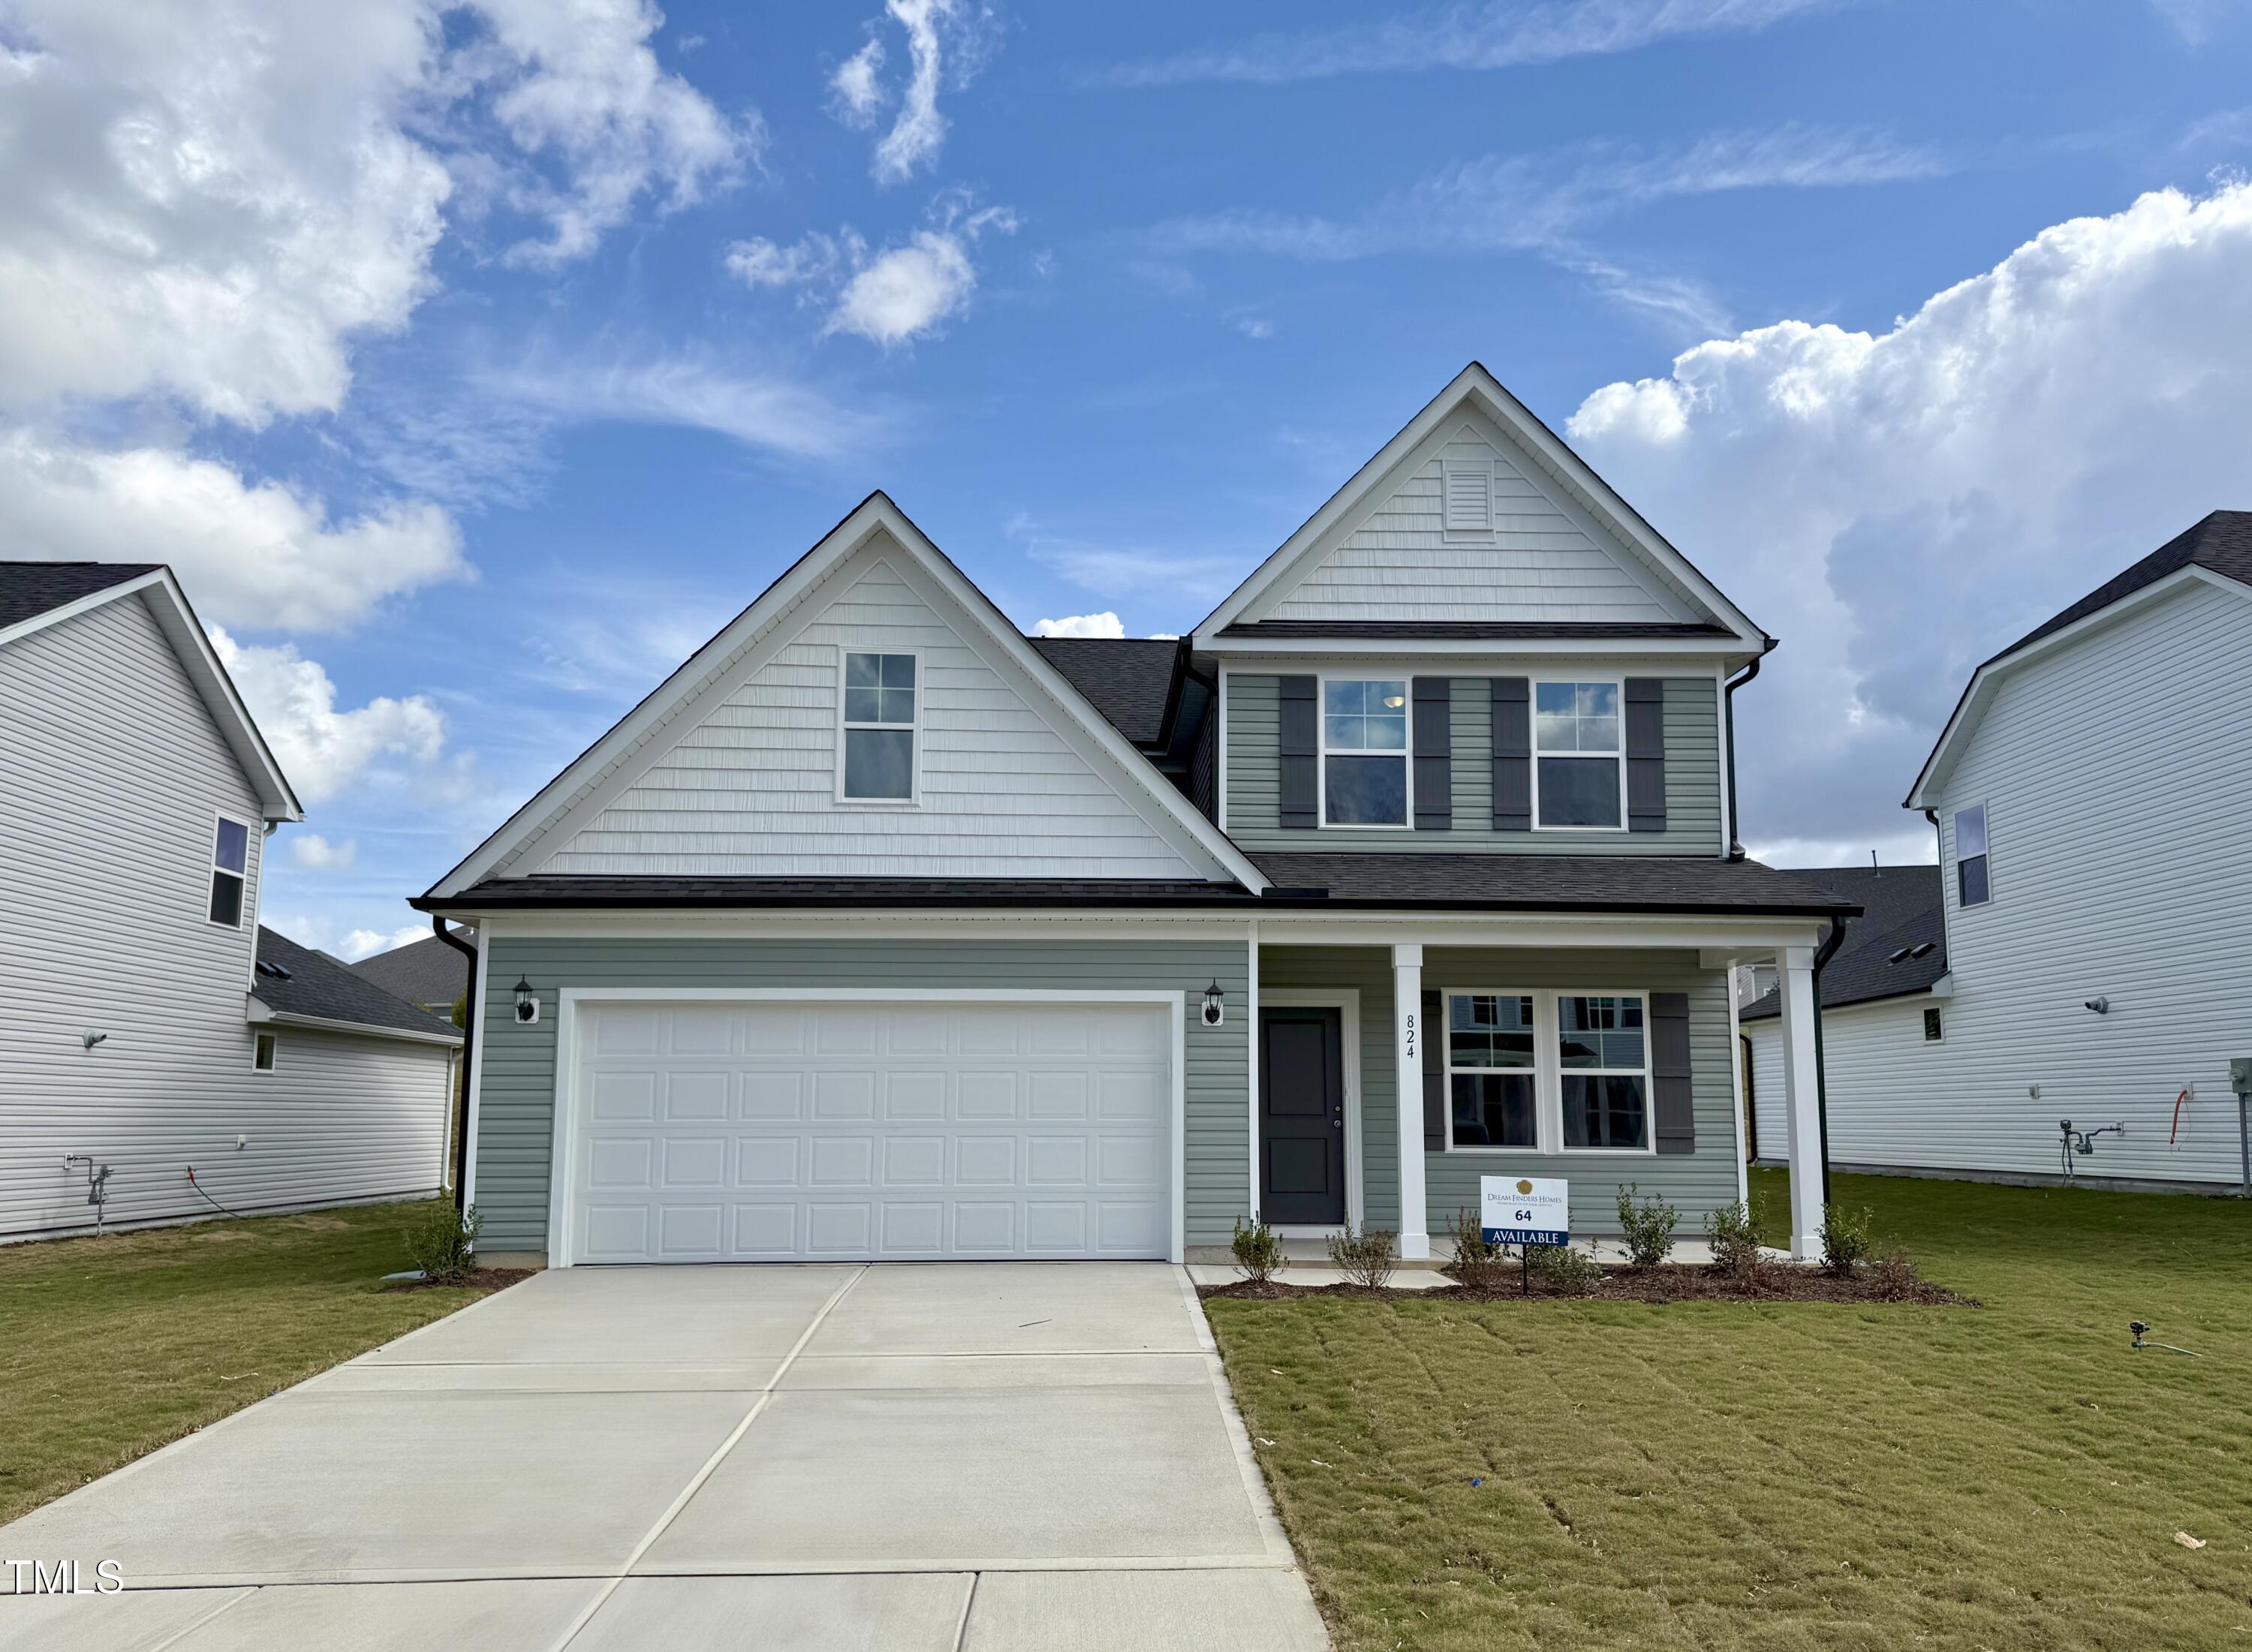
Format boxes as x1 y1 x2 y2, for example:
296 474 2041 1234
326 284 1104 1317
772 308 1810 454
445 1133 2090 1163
209 816 248 927
1534 681 1623 828
1321 679 1408 826
1954 804 1990 906
842 651 916 801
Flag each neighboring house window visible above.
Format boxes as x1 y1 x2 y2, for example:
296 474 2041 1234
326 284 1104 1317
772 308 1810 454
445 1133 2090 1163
252 1031 277 1072
1954 804 1990 906
841 651 916 801
209 816 249 927
1447 994 1537 1148
1533 681 1623 829
1321 679 1409 826
1558 994 1649 1150
1922 1007 1944 1043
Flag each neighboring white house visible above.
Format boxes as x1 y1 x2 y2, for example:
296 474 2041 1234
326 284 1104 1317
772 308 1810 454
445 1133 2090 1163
1 562 462 1241
1750 511 2252 1193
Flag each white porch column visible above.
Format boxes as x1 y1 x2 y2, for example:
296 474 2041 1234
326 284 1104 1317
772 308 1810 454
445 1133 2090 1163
1778 943 1826 1259
1392 943 1429 1259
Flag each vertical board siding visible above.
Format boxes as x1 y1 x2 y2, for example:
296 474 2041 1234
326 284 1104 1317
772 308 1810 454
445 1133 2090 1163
1264 420 1698 625
532 546 1201 880
1261 947 1741 1233
1744 997 1944 1169
477 936 1251 1255
1226 674 1721 854
1817 581 2252 1186
0 597 450 1238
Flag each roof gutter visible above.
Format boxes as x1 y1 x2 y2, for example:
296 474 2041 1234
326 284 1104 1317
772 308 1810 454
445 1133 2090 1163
433 917 478 1211
1722 641 1776 862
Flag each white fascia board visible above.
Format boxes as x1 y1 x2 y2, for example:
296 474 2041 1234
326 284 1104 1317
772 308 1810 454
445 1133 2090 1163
1200 639 1739 665
246 996 463 1046
1 569 301 821
426 492 1267 898
1905 564 2247 808
1191 363 1767 650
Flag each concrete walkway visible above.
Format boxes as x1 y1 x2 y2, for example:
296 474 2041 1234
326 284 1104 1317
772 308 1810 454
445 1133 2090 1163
0 1264 1326 1651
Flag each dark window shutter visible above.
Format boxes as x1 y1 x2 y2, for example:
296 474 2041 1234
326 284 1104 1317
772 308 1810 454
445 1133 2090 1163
1625 678 1666 834
1489 677 1530 832
1422 988 1446 1151
1278 676 1317 829
1651 990 1693 1155
1412 677 1451 829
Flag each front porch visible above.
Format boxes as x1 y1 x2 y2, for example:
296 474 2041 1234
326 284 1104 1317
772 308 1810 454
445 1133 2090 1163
1198 922 1834 1264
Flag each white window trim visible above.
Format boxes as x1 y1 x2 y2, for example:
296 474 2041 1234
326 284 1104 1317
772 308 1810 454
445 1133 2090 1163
1438 986 1658 1156
207 809 253 929
251 1030 278 1073
1317 672 1413 830
1952 802 1992 907
1528 676 1628 833
835 645 923 808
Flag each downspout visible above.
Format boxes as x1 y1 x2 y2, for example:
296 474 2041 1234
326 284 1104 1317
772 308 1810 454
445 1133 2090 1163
1721 641 1775 862
1811 912 1848 1211
434 916 478 1211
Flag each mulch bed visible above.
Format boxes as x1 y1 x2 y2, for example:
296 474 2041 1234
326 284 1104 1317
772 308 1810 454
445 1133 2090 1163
382 1266 535 1293
1200 1262 1974 1307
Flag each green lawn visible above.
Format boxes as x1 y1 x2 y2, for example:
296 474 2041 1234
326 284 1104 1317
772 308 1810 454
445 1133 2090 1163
0 1201 510 1526
1206 1171 2252 1651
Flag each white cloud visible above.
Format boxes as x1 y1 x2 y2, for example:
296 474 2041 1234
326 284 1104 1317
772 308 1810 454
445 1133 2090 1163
730 195 1017 348
289 833 358 871
1098 0 1846 87
211 625 445 803
0 432 467 632
826 0 999 185
490 349 889 459
1564 180 2252 858
1006 513 1242 606
341 924 431 962
1148 632 1180 641
1032 612 1125 639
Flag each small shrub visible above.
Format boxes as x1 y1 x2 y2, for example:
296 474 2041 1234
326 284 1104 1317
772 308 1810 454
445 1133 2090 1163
1704 1197 1766 1286
1614 1182 1680 1268
1866 1239 1920 1300
1444 1207 1507 1292
1231 1215 1287 1286
1527 1242 1603 1296
1820 1202 1877 1277
1326 1223 1399 1289
404 1200 481 1284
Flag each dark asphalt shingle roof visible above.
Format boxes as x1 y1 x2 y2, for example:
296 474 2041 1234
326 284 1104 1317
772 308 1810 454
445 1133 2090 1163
349 934 470 1009
1248 853 1861 915
254 928 462 1040
1996 510 2252 663
1027 636 1181 745
1739 864 1946 1019
0 562 161 632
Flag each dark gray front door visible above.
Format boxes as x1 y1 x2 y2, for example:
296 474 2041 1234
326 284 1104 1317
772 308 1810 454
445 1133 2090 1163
1260 1007 1345 1226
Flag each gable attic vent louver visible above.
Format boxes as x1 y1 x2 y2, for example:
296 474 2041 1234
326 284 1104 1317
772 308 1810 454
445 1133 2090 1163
1442 459 1492 534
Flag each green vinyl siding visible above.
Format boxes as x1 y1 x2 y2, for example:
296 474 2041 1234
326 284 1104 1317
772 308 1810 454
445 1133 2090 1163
1262 946 1741 1234
474 934 1250 1256
1226 674 1722 854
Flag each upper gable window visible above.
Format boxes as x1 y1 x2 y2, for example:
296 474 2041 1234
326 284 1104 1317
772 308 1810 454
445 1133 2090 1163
1442 459 1493 537
208 816 249 927
1954 804 1990 907
1321 678 1409 826
841 651 917 802
1533 680 1624 829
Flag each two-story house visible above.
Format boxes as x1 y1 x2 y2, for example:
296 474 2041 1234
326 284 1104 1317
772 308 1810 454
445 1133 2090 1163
1750 511 2252 1193
1 562 463 1241
414 366 1856 1268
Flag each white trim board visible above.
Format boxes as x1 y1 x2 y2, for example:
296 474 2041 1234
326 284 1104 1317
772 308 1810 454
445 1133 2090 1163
428 494 1266 898
541 986 1191 1268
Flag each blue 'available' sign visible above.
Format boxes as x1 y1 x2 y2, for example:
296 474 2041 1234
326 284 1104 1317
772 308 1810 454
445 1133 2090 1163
1482 1175 1569 1247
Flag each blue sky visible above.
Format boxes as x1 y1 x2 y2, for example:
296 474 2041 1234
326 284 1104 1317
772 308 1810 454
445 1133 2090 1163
7 0 2252 957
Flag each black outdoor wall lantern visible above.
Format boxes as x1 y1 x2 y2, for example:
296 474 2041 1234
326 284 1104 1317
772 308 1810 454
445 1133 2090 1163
513 976 541 1025
1201 979 1226 1028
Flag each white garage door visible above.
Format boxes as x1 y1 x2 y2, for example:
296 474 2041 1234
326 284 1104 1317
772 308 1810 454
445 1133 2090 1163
564 998 1174 1263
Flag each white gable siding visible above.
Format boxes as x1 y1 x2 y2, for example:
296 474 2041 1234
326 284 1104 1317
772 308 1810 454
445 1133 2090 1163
0 596 450 1239
1744 995 1946 1169
1263 420 1700 625
535 552 1206 880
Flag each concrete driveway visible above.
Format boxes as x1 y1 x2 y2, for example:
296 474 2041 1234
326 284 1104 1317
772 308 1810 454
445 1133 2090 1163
0 1264 1326 1651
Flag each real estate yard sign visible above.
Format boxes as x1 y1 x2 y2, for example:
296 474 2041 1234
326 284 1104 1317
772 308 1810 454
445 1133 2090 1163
1482 1175 1569 1247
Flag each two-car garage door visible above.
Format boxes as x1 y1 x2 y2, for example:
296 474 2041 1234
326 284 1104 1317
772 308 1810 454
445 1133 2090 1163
563 998 1175 1263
